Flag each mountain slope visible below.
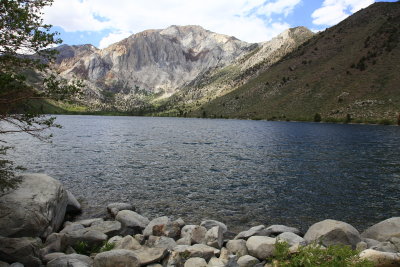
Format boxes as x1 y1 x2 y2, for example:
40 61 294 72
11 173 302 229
193 2 400 123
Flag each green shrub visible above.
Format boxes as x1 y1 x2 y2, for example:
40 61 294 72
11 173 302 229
73 241 115 256
314 113 322 122
267 241 374 267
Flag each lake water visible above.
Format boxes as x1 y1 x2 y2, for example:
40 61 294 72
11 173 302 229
5 115 400 233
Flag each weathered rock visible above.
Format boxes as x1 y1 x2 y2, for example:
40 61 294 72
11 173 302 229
185 244 220 262
234 225 268 240
42 252 66 263
65 246 77 254
147 236 177 250
60 223 85 234
174 218 186 228
208 257 227 267
41 233 68 255
9 264 23 267
246 236 276 260
147 264 163 267
184 257 207 267
276 232 306 247
363 238 381 248
181 225 207 245
0 261 9 267
205 226 224 248
134 234 145 245
163 247 187 267
153 221 181 239
359 249 400 267
107 235 123 245
47 253 93 267
237 255 260 267
114 235 142 250
131 247 168 265
89 220 122 237
66 190 81 214
107 203 135 217
371 242 398 253
389 237 400 252
226 239 249 257
73 218 103 227
65 228 108 247
304 219 361 248
0 236 42 267
143 216 170 237
176 236 192 246
361 218 400 242
356 241 368 251
0 174 68 239
265 225 301 237
226 255 240 267
200 220 228 233
93 249 140 267
115 210 149 235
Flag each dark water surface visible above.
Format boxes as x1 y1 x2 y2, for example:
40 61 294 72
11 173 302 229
6 115 400 232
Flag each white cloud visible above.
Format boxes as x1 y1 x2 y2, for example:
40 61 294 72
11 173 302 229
311 0 374 26
99 31 133 49
43 0 302 45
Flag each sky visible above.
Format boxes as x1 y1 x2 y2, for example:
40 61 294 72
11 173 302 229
43 0 397 49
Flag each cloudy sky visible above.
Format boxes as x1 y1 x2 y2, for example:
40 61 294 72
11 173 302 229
43 0 395 49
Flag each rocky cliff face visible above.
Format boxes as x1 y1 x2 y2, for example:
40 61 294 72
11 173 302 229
53 25 253 99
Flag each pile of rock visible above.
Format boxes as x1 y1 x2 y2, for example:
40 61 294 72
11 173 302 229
1 174 400 267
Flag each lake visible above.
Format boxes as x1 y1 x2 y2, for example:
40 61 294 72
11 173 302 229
5 115 400 233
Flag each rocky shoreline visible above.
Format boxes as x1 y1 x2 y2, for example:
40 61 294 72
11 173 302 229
0 174 399 267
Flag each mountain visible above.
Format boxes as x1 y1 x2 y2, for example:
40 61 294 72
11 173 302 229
192 2 400 123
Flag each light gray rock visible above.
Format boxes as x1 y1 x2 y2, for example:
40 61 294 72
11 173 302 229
0 236 42 267
47 253 93 267
356 241 368 251
276 232 306 247
89 220 122 237
153 221 181 239
107 235 122 244
107 203 135 217
205 226 224 249
265 225 301 237
60 223 85 234
184 257 207 267
177 236 192 245
246 236 276 260
185 244 220 262
134 234 145 245
65 228 108 246
361 217 400 242
147 264 163 267
371 242 398 253
143 216 170 237
131 247 168 265
93 249 140 267
208 256 227 267
226 239 249 257
237 255 260 267
304 219 361 249
42 252 66 263
9 264 23 267
147 236 177 250
234 225 267 240
359 249 400 267
201 220 228 233
66 190 81 214
114 235 142 250
41 233 68 255
227 255 240 267
389 237 400 252
115 210 149 235
0 174 68 239
181 225 207 245
0 261 9 267
174 218 185 228
73 218 103 227
363 238 381 248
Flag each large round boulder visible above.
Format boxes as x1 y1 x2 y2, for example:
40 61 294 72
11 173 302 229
0 174 68 239
94 249 140 267
246 236 276 260
361 217 400 242
304 219 361 248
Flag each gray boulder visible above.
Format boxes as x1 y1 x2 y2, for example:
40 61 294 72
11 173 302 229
359 249 400 267
114 235 142 250
181 225 207 245
131 247 168 265
200 220 228 233
143 216 170 237
185 244 220 262
47 253 93 267
66 190 81 214
146 236 177 250
363 238 381 248
390 237 400 252
93 249 140 267
208 257 227 267
41 233 68 255
60 223 85 234
107 203 135 217
237 255 260 267
361 217 400 242
153 221 181 239
88 220 122 237
115 210 149 235
226 239 248 257
204 226 224 249
0 174 68 239
276 232 306 247
184 257 207 267
0 236 42 267
265 225 301 237
0 261 9 267
73 218 103 227
246 236 276 260
304 219 361 248
234 225 268 240
65 228 107 247
371 242 398 253
42 252 66 263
